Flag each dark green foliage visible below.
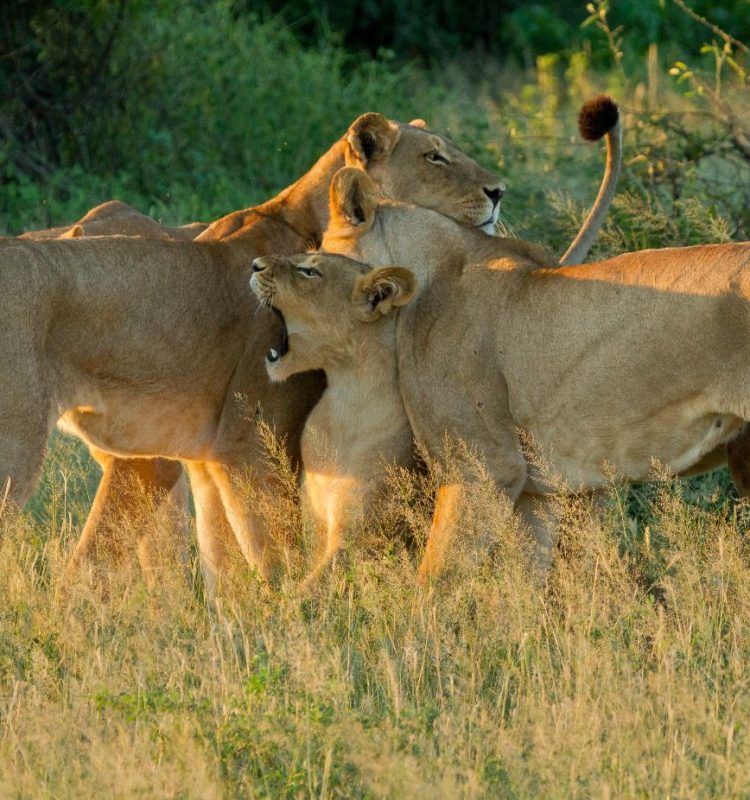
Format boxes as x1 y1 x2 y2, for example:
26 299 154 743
245 0 750 63
2 0 748 236
1 1 461 231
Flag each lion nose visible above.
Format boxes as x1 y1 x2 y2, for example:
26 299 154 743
484 185 505 206
251 258 267 273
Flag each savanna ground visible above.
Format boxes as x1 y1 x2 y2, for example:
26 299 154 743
2 1 750 796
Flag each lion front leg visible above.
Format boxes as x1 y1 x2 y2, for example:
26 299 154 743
417 483 463 585
417 418 528 585
300 469 361 589
514 492 557 575
417 452 527 585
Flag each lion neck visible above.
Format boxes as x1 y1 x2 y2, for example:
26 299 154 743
328 321 398 390
370 206 554 286
259 139 347 246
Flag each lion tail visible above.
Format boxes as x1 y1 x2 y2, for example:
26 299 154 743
559 95 622 266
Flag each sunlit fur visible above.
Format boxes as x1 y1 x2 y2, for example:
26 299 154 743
250 253 415 583
321 179 750 581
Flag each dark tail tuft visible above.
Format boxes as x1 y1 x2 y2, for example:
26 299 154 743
578 95 619 141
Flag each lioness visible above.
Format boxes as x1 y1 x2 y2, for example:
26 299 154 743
311 171 750 581
250 253 418 583
19 200 208 241
19 201 208 575
3 112 511 590
10 101 618 589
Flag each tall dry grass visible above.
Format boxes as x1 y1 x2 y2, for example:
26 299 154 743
2 436 750 798
2 11 750 795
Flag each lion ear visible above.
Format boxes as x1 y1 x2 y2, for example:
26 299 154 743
329 167 378 231
345 112 401 168
60 224 84 239
409 118 428 129
352 266 416 322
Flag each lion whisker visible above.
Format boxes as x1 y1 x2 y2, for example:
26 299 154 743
254 292 275 316
495 214 517 238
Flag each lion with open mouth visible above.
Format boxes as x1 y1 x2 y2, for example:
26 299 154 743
260 165 750 584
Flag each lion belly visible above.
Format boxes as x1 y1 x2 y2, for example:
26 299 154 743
57 391 221 460
525 403 745 490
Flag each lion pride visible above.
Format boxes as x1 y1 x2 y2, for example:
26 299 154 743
307 174 750 581
8 112 508 590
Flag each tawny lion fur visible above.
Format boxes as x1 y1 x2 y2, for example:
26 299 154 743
20 200 208 241
5 113 507 590
272 176 750 582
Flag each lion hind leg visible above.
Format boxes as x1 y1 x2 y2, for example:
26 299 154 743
68 452 188 583
726 424 750 498
204 462 276 582
414 420 527 585
135 465 190 588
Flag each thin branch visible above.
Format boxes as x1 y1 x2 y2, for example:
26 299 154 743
671 0 750 56
685 70 750 163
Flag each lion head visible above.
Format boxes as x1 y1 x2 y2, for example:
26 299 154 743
320 167 552 280
198 112 506 243
344 113 505 233
324 92 624 269
249 252 415 382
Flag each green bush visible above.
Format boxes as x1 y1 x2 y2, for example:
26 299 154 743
2 0 748 237
1 2 456 230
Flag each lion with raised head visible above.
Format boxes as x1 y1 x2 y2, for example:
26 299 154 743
250 252 417 583
311 167 750 582
3 111 514 591
9 99 620 590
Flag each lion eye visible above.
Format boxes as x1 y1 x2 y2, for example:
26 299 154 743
425 152 449 165
296 266 322 278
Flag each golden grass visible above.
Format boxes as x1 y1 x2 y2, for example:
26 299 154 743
2 436 750 798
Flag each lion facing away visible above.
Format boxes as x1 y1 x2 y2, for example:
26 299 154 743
18 200 209 577
19 200 208 241
268 177 750 582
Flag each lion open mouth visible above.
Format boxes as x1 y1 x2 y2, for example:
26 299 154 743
267 307 289 363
